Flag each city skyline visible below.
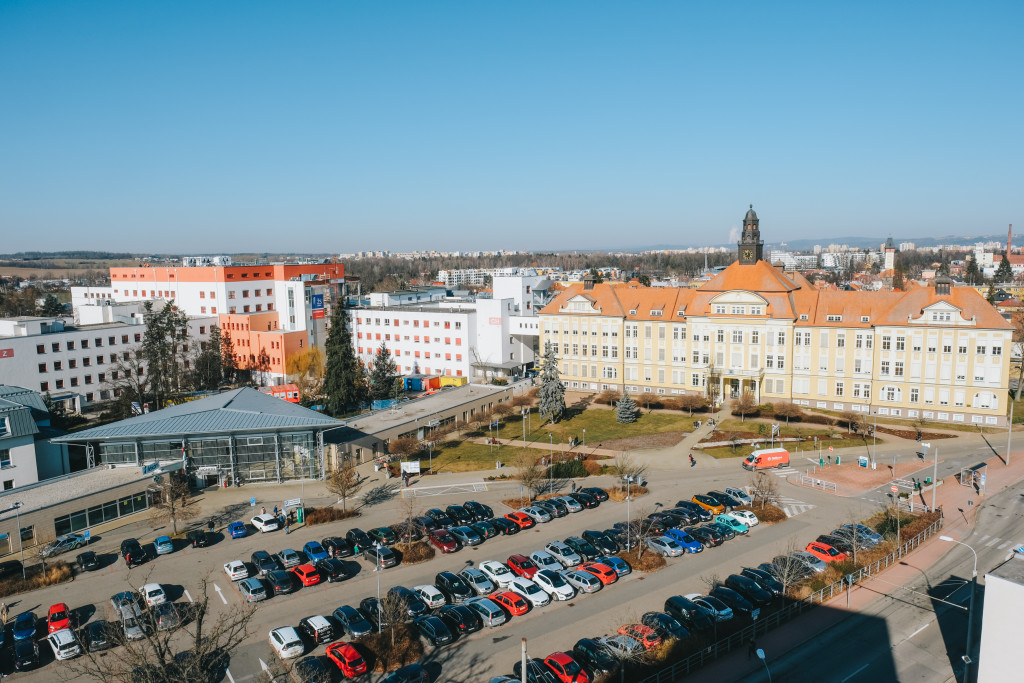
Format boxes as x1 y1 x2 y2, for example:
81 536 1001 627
1 1 1021 252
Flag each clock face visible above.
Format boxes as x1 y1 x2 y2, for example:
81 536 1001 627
743 249 753 260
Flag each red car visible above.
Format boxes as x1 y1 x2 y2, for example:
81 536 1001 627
507 554 538 579
544 651 590 683
618 623 662 650
292 563 322 587
578 562 617 585
429 529 459 553
491 590 530 616
326 641 368 678
805 540 848 563
505 511 535 529
47 603 72 633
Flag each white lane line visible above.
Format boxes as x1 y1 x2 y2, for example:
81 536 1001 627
184 590 194 603
842 663 870 682
259 659 271 673
213 583 227 605
985 537 1001 547
225 669 236 683
998 541 1011 550
978 535 991 543
908 623 928 639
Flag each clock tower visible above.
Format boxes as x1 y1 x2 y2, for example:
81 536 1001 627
737 204 764 265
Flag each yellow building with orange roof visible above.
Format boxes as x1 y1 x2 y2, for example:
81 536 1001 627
539 207 1012 426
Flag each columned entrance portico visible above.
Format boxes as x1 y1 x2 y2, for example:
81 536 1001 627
720 376 760 402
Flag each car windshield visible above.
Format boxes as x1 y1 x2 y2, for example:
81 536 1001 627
545 573 566 586
492 565 509 575
525 584 541 594
562 660 582 674
51 610 68 621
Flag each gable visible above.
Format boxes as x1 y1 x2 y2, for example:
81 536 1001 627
560 295 602 314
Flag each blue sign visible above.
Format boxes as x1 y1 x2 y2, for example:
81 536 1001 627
311 294 324 310
142 462 160 476
250 497 256 507
83 530 90 540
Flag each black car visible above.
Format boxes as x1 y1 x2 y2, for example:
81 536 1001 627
514 657 559 683
425 508 455 529
648 512 684 529
582 530 619 554
359 597 389 629
709 586 756 617
664 595 714 631
533 500 567 518
686 525 723 547
368 527 399 545
604 527 629 548
488 517 519 535
364 545 397 568
251 550 277 576
82 619 114 652
564 536 600 561
294 656 331 683
580 486 609 501
322 537 354 558
724 574 773 606
76 550 100 572
346 528 373 553
298 616 336 644
383 663 431 683
674 500 712 522
706 522 736 541
413 615 454 646
388 587 429 619
817 533 855 555
469 521 498 540
463 500 494 521
438 604 482 635
413 516 440 535
705 490 741 510
332 605 374 638
434 571 474 604
641 611 692 641
187 529 211 548
13 639 39 671
445 505 474 525
573 637 617 675
740 567 784 596
567 492 599 509
120 538 145 567
664 507 699 525
316 558 350 582
265 569 297 595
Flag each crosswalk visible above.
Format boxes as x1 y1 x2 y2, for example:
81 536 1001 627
768 466 800 478
777 495 816 518
975 534 1024 551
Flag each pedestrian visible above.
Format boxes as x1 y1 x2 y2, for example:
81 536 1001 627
273 505 278 516
261 506 266 515
571 481 577 493
748 639 757 660
1 602 8 625
828 455 832 465
285 522 290 535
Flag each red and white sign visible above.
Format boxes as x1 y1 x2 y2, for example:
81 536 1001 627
489 317 501 325
890 485 898 493
828 446 833 452
0 348 13 359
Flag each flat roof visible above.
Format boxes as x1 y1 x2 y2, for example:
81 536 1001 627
989 554 1024 585
338 383 514 437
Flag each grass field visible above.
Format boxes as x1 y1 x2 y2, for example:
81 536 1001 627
488 408 697 447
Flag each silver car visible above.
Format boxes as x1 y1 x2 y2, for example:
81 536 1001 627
545 542 582 567
685 593 733 621
646 536 686 557
558 569 602 594
554 496 583 513
465 597 507 627
239 577 268 602
530 550 563 572
789 551 827 574
459 567 496 595
275 548 301 569
522 506 552 523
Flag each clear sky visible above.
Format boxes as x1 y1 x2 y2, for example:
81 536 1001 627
1 1 1021 253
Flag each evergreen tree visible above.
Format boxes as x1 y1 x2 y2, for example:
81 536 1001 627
190 324 223 390
141 301 190 407
41 295 63 316
323 302 366 415
995 251 1013 282
616 391 638 424
538 342 565 424
891 268 905 291
368 343 398 402
220 327 239 384
964 257 982 285
986 283 997 305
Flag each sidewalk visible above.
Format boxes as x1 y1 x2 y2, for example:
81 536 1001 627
684 447 1024 682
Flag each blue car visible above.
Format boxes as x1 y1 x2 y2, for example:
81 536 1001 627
596 555 631 576
227 522 246 539
12 612 36 641
302 541 329 562
155 536 174 555
665 528 705 553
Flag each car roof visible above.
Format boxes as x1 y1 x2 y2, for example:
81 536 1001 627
271 626 299 637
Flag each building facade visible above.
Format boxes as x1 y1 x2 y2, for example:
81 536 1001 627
539 208 1012 426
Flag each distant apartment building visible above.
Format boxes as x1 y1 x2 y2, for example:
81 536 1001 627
71 259 346 384
348 275 549 381
436 267 557 288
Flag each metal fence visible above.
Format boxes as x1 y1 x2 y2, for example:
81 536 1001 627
792 475 839 493
637 516 945 683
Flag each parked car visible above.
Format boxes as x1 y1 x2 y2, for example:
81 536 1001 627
582 530 619 554
817 533 855 555
714 514 749 535
332 605 373 638
840 523 883 545
346 528 373 552
706 521 736 541
414 584 446 609
413 516 440 536
298 615 335 644
505 511 536 529
121 539 146 567
139 583 167 607
364 544 398 568
730 510 759 527
227 521 247 538
322 537 354 558
595 555 631 576
706 490 742 510
41 533 87 558
251 550 278 576
709 586 758 619
435 570 474 603
154 536 174 555
724 486 753 505
553 496 583 513
581 486 609 502
359 598 388 629
439 604 482 635
491 591 530 616
470 520 499 540
250 514 280 533
325 641 368 677
269 626 305 658
508 577 550 607
522 506 552 524
13 639 39 671
302 541 330 562
507 553 539 579
223 560 248 581
316 558 349 582
535 499 568 518
558 569 602 593
545 542 582 567
275 548 302 569
187 529 211 547
382 663 431 683
567 492 599 509
691 494 725 514
414 615 454 646
533 569 576 601
617 623 661 650
572 637 616 676
445 505 474 525
673 501 712 522
514 658 560 683
684 594 733 621
488 517 520 535
641 611 691 641
663 507 699 525
450 525 484 547
152 602 180 631
740 566 784 596
265 569 297 595
564 536 601 561
599 634 643 658
788 551 828 574
479 560 515 588
664 528 704 553
664 595 714 631
82 620 114 652
425 509 455 529
294 657 331 683
459 567 496 595
292 564 321 587
544 651 590 683
724 574 773 606
464 596 508 627
688 525 724 547
464 500 494 521
47 603 72 633
578 562 617 585
805 540 848 563
531 550 563 572
239 577 268 602
647 536 686 557
76 550 100 571
429 529 460 553
389 586 430 619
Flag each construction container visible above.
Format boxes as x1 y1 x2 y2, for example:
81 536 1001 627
403 376 423 392
422 376 441 390
440 376 468 387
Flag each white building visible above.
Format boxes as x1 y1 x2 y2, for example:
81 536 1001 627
978 552 1024 681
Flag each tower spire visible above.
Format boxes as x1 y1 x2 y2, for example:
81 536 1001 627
738 205 763 264
1008 223 1013 256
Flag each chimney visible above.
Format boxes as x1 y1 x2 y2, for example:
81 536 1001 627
583 275 596 291
935 274 952 296
1009 224 1014 256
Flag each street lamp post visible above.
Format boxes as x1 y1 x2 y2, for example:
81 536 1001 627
549 434 553 491
582 429 586 452
940 535 978 682
873 410 878 466
624 475 633 551
756 649 772 683
14 502 25 579
375 551 384 634
522 408 527 445
427 441 434 474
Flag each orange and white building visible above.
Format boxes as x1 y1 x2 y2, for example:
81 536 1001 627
72 259 345 383
540 208 1013 426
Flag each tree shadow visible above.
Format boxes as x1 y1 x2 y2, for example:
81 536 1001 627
361 484 400 508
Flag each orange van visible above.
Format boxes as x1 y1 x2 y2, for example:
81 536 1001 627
742 448 790 471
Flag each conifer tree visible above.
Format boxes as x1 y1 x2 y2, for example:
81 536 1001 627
616 391 638 424
538 342 565 424
323 302 367 415
996 251 1014 282
369 343 399 402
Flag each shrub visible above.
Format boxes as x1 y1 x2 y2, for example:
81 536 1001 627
595 389 621 405
802 414 834 425
0 560 73 598
394 541 434 565
304 506 360 526
606 485 648 502
491 378 508 386
551 459 587 478
734 503 787 524
356 623 424 672
583 460 603 476
615 545 666 572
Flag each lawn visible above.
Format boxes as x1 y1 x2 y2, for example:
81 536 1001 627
414 440 535 473
503 407 698 447
700 417 875 461
810 406 988 434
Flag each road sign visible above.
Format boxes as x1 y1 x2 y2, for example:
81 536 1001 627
890 485 898 493
250 497 256 507
83 530 90 540
828 446 833 452
284 498 301 508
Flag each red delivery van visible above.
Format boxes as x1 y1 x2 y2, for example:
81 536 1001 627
742 448 790 471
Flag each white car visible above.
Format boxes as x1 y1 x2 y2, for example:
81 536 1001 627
47 628 82 660
646 536 686 558
478 560 515 588
521 506 551 523
251 514 280 533
459 567 496 595
558 568 602 594
731 510 759 527
545 542 582 567
530 550 563 572
269 626 305 658
554 496 583 513
507 577 550 607
465 596 508 627
139 583 167 606
224 560 249 581
533 569 576 601
414 584 447 609
685 593 733 621
724 487 753 506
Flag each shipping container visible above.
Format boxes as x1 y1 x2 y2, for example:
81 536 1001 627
439 376 467 387
423 376 441 390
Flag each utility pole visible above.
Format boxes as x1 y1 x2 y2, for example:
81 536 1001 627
521 637 528 683
1007 402 1014 466
931 445 939 512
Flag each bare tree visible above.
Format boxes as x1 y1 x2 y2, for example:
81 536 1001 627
378 591 412 648
732 391 758 421
840 410 864 435
387 437 421 462
609 452 649 485
148 474 200 536
677 393 709 416
510 394 534 409
699 572 722 592
725 431 743 453
1013 311 1024 400
766 540 806 598
773 401 802 424
748 470 781 510
512 450 546 500
325 461 365 512
394 495 421 543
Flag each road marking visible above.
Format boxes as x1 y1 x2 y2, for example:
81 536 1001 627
184 590 193 603
841 663 870 682
225 669 236 683
998 541 1012 550
985 537 1002 547
978 535 991 543
908 623 928 639
213 583 227 604
259 658 271 673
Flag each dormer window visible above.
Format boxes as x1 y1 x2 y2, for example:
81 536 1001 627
799 314 809 321
861 316 870 323
826 315 842 322
628 309 637 316
650 310 663 317
714 305 726 314
677 309 685 316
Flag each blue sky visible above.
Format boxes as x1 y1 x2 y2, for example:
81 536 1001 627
1 1 1020 253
